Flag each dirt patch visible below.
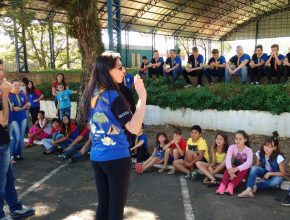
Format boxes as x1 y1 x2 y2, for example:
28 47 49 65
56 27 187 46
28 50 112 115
144 125 290 179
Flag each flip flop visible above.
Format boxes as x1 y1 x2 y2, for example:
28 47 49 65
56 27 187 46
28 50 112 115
168 169 176 175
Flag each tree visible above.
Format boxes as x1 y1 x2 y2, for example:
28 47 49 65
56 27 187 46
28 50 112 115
49 0 104 129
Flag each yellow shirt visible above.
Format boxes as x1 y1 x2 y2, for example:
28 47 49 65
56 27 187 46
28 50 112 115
215 151 226 164
186 137 209 162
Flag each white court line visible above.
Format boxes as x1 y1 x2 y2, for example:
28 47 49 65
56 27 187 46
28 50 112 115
18 161 70 199
179 176 195 220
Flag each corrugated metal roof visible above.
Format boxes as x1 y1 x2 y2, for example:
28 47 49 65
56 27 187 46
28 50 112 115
0 0 289 40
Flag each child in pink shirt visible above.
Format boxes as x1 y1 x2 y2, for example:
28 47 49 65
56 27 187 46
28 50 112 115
216 130 253 195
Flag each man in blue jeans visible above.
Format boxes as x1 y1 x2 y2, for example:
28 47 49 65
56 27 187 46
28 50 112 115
225 45 250 84
0 59 34 219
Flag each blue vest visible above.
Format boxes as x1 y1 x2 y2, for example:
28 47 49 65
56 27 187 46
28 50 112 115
89 89 130 162
259 153 280 172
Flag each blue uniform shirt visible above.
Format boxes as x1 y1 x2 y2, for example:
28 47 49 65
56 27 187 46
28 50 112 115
57 90 73 110
165 56 182 72
89 89 133 162
251 53 268 64
188 54 204 67
229 54 251 66
268 54 285 67
8 92 27 122
123 73 134 90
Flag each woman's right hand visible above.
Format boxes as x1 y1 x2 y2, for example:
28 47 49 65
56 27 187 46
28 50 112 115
134 75 147 100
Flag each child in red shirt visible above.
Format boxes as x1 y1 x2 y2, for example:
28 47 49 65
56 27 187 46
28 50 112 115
158 128 186 174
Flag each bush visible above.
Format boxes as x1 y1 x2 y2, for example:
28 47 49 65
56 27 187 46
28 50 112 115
37 79 290 115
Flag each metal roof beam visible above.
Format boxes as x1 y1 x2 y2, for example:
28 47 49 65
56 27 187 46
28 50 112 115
196 0 268 38
152 0 197 34
220 6 290 41
123 0 161 30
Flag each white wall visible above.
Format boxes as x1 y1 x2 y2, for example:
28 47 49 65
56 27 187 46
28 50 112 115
143 105 290 138
40 101 290 138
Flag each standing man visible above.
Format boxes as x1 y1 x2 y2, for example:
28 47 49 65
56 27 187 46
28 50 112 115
249 45 268 85
163 49 183 82
148 50 164 79
204 49 226 84
0 59 35 220
183 47 204 88
225 45 250 84
264 44 284 84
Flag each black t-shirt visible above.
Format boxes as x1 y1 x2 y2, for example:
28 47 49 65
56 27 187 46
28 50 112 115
150 58 164 75
110 90 134 147
286 53 290 62
0 98 10 145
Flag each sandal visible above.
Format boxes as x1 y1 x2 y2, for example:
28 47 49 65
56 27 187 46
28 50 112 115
238 189 255 198
135 163 143 174
168 169 176 175
207 180 220 187
202 177 210 184
25 144 33 148
158 167 166 173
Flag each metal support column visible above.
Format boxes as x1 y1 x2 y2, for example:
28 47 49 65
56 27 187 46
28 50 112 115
152 33 156 58
107 0 122 54
66 26 70 69
255 20 259 46
13 20 29 73
221 40 224 55
48 22 55 69
125 30 129 67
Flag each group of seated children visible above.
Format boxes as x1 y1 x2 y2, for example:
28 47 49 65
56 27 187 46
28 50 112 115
134 125 289 203
27 112 91 162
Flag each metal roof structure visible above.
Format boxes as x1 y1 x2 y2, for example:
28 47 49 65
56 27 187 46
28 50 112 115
1 0 290 41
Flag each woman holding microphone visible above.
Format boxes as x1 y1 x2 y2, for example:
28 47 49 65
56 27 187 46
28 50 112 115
86 51 147 220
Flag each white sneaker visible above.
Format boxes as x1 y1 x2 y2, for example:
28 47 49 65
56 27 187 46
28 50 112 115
255 81 259 85
184 84 192 88
197 84 202 88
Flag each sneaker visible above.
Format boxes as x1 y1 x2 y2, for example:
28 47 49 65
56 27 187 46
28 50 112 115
190 169 199 181
57 154 67 161
282 195 290 207
14 155 23 161
216 183 226 195
255 81 259 85
250 82 255 85
225 183 234 195
184 173 191 179
184 84 192 88
10 207 35 219
196 84 202 88
69 157 77 163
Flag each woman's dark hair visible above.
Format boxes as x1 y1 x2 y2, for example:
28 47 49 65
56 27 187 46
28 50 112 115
26 80 35 94
212 131 229 153
51 118 60 125
22 77 29 85
85 51 121 115
260 131 283 160
61 115 72 136
156 132 169 145
38 110 45 117
235 130 250 147
56 73 66 85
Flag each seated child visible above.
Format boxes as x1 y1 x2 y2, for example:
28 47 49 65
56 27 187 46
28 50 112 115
58 124 91 161
41 118 62 151
173 125 209 179
158 128 187 175
238 131 286 198
196 132 228 185
43 115 79 154
131 125 149 163
216 130 253 195
26 110 51 147
135 132 169 174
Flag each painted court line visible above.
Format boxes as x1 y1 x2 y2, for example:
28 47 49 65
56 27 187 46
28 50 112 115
179 176 195 220
18 161 70 199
